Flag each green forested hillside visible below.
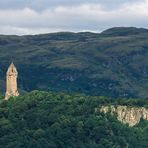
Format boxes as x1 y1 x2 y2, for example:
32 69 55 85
0 27 148 98
0 91 148 148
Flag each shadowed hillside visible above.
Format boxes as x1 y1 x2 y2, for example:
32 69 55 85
0 27 147 98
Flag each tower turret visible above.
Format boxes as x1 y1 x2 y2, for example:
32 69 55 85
5 62 19 100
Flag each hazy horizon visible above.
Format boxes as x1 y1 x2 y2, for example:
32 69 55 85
0 26 148 36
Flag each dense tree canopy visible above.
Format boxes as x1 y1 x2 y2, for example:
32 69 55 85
0 91 148 147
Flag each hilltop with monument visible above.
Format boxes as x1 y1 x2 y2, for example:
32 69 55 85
5 62 19 100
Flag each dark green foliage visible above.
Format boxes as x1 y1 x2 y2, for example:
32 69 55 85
0 91 148 147
0 27 148 98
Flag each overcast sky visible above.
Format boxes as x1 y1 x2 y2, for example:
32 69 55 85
0 0 148 35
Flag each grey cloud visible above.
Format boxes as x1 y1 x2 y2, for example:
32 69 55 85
0 0 148 35
0 0 144 10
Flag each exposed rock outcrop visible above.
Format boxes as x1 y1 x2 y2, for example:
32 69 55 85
100 105 148 127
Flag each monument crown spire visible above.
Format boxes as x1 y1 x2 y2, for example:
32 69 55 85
7 62 18 75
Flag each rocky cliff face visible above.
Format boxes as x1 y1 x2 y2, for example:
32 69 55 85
100 106 148 127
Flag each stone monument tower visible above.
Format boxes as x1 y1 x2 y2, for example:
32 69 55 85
5 62 19 100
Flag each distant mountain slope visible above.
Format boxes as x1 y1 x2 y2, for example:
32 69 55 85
101 27 148 36
0 27 148 98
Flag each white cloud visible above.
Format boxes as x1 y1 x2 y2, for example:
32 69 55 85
0 1 148 35
0 26 67 35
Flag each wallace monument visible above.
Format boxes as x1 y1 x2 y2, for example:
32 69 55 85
5 62 19 100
